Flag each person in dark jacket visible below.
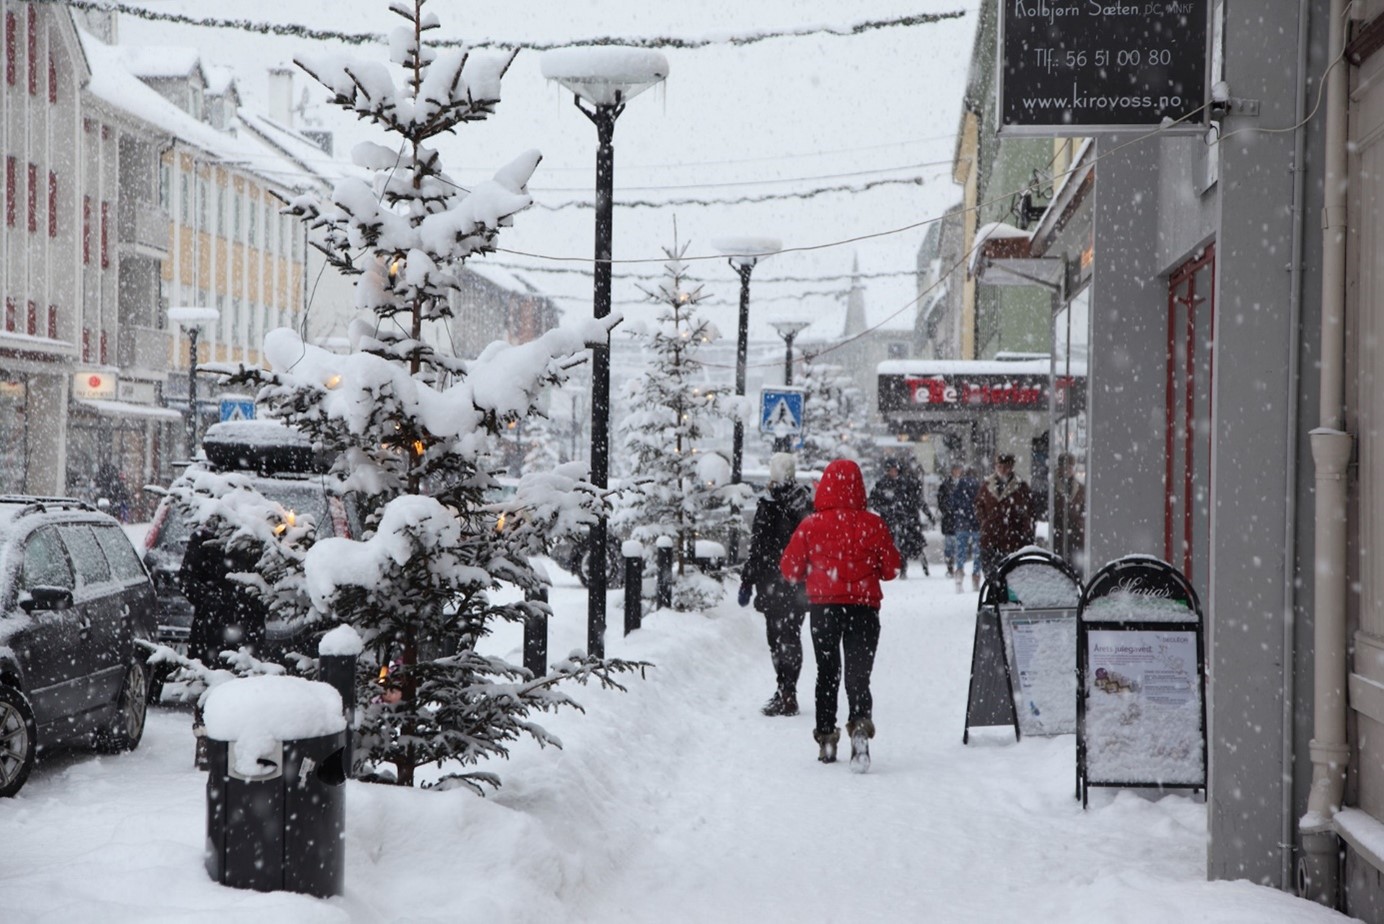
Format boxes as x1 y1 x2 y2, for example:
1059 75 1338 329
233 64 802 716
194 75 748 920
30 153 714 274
781 459 902 772
1051 452 1086 573
739 453 813 717
938 462 982 592
868 457 931 577
180 524 269 666
975 452 1035 582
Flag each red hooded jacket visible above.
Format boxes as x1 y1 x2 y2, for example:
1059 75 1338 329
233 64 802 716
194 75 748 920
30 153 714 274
780 459 902 608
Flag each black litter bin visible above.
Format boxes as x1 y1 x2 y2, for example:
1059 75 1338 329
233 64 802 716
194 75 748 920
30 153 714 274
202 676 348 898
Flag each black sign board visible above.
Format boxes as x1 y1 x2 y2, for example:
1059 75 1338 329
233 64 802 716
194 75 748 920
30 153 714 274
963 603 1019 744
1000 1 1209 133
1075 555 1206 807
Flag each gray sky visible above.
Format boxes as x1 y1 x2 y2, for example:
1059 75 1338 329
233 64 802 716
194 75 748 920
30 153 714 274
119 1 981 355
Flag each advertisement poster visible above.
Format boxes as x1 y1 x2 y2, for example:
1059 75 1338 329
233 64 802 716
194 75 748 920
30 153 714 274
1084 629 1204 785
1000 608 1076 737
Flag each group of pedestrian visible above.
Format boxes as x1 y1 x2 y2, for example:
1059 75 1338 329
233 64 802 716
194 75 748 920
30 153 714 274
739 456 899 772
738 448 1083 772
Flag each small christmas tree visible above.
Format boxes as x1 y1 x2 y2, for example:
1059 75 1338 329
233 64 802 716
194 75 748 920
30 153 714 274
204 0 643 792
796 352 866 471
611 234 735 609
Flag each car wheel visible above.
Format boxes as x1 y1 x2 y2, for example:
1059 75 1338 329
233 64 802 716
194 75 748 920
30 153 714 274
0 685 37 798
95 660 148 753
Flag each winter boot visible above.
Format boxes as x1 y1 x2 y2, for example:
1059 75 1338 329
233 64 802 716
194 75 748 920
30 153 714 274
955 571 965 594
763 690 799 717
847 718 875 774
815 727 841 763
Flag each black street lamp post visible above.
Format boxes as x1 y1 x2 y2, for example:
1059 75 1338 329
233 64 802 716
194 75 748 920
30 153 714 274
770 319 810 453
168 306 220 456
712 237 780 563
541 48 667 660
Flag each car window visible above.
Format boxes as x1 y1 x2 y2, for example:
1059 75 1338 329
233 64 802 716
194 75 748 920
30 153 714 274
93 524 147 582
21 527 75 590
256 481 333 538
58 524 112 587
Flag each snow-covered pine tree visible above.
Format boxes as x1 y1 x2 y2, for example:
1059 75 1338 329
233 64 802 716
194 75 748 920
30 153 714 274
796 352 866 471
611 235 735 610
520 412 562 476
209 0 643 791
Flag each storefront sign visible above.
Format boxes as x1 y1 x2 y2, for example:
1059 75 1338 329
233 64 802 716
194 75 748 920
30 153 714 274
1000 0 1209 133
72 371 116 400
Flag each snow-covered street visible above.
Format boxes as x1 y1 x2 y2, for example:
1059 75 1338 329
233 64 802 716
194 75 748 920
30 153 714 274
0 563 1349 923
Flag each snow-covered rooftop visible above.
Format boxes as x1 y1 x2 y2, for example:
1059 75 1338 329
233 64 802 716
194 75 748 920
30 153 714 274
78 28 327 194
117 45 203 81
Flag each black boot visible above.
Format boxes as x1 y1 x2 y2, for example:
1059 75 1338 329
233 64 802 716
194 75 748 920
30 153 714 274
815 727 840 763
762 689 799 717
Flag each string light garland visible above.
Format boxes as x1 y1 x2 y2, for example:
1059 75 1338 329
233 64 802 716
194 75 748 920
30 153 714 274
532 173 948 210
52 1 966 51
476 262 920 283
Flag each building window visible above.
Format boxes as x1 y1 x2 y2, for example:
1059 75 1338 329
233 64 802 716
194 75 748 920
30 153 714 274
26 6 35 96
4 298 14 332
248 197 258 247
100 201 110 268
233 190 242 239
26 301 36 336
179 172 190 226
216 184 225 236
26 163 36 233
197 176 209 231
47 171 56 238
4 12 15 87
82 195 91 263
99 330 108 364
46 305 57 340
4 156 14 227
82 327 91 362
159 161 170 211
47 52 55 104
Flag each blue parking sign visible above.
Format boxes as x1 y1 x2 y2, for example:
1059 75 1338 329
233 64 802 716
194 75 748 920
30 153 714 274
759 388 804 435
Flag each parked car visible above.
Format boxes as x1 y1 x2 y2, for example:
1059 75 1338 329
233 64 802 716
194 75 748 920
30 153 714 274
142 421 360 677
0 495 156 797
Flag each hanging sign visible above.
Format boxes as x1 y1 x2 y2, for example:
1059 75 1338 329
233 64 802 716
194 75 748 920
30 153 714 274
999 1 1210 134
1076 555 1206 806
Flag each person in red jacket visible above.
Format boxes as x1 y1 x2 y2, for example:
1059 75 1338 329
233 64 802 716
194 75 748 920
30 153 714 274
780 458 902 772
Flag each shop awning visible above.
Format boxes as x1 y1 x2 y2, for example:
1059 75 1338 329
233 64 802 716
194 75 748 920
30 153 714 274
75 399 184 421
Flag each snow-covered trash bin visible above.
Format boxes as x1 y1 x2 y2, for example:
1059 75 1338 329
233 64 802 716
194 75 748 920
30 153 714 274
203 675 348 898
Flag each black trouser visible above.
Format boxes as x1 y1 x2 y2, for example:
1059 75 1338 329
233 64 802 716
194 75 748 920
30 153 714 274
809 604 881 735
764 607 806 695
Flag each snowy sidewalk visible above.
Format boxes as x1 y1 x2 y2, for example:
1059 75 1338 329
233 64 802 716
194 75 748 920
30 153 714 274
0 567 1352 922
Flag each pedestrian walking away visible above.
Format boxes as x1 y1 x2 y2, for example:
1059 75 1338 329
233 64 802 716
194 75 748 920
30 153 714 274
739 452 813 717
938 462 982 592
781 458 901 773
975 452 1035 583
868 456 931 578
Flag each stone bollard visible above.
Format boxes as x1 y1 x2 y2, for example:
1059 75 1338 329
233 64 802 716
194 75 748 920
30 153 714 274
623 540 644 636
655 535 674 610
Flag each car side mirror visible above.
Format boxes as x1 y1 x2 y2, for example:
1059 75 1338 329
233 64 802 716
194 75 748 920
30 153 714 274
20 585 74 613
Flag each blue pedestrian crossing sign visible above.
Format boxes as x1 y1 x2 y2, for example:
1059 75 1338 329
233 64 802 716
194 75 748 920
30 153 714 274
759 387 805 436
219 396 256 422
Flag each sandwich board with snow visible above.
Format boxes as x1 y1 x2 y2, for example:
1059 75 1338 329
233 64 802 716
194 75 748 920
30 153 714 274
964 547 1082 744
1076 555 1206 808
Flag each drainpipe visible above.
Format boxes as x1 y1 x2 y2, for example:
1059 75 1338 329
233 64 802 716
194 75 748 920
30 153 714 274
1299 0 1353 906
